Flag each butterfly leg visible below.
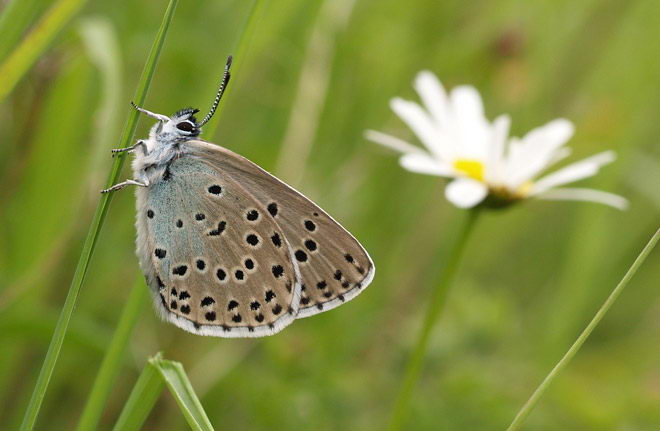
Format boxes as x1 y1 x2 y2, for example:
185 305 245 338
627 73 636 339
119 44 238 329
130 101 169 122
101 178 149 194
111 140 148 157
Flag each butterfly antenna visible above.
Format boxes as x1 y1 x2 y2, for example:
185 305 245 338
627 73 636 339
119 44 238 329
198 55 233 127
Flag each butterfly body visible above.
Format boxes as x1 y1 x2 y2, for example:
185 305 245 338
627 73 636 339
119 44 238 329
105 57 374 338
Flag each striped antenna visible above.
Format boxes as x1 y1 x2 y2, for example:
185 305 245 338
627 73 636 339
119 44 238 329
198 55 233 126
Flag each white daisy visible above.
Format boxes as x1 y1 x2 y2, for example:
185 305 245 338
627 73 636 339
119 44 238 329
366 71 628 210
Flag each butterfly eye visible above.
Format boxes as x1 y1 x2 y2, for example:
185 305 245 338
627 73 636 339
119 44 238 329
176 121 194 132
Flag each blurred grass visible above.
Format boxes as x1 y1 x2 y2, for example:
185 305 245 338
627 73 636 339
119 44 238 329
0 0 87 102
0 0 51 62
1 0 659 429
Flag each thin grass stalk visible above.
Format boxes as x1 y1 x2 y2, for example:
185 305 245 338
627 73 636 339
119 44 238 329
506 228 660 431
76 278 149 431
78 2 264 427
113 353 214 431
388 209 480 431
18 1 179 429
111 356 165 431
150 355 215 431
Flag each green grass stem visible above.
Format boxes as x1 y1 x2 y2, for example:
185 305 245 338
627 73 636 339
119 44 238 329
76 277 149 431
111 355 165 431
506 228 660 431
76 2 262 427
150 355 215 431
113 353 214 431
18 1 179 429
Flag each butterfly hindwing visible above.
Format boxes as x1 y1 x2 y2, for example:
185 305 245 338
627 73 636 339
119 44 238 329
187 140 375 318
136 155 301 337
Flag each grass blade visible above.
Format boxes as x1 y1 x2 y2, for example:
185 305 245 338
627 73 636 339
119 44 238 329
506 228 660 431
112 355 165 431
0 0 87 102
0 0 49 62
113 353 214 431
82 2 261 427
18 1 179 429
388 209 480 431
151 356 215 431
76 278 149 431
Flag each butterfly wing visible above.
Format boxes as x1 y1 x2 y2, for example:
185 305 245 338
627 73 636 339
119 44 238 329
186 140 375 318
136 153 301 337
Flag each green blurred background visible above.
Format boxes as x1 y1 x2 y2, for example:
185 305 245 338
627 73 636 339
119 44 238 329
1 0 659 429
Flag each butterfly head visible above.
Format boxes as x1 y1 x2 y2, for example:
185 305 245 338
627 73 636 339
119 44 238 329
170 107 201 137
147 107 201 142
138 55 233 143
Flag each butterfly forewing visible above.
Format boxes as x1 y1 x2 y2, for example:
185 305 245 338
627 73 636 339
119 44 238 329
188 140 375 318
136 156 301 337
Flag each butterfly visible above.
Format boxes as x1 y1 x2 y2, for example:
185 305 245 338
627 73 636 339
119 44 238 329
103 56 374 337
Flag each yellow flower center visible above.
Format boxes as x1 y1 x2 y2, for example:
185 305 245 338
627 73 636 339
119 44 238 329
516 181 534 197
453 159 485 182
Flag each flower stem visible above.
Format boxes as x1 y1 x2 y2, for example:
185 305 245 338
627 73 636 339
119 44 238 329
388 209 480 431
18 1 178 430
506 228 660 431
76 277 149 431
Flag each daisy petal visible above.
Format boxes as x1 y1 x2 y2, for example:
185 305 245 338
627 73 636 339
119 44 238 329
546 147 572 168
522 118 574 151
390 98 448 160
531 151 617 194
365 129 424 155
445 178 488 208
449 86 490 158
505 119 575 187
399 153 452 176
450 85 485 122
486 114 511 183
535 187 629 210
414 71 450 130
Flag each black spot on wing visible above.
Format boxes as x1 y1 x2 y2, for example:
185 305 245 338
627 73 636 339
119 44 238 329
271 265 284 278
271 233 282 247
201 296 215 307
295 250 308 262
246 209 259 221
208 185 222 195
